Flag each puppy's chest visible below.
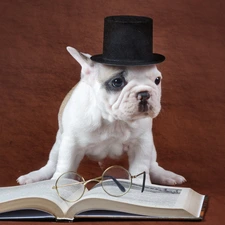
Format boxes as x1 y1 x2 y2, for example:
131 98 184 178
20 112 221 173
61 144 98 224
95 122 134 142
85 122 136 158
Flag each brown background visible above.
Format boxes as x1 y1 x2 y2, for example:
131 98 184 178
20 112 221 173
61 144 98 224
0 0 224 224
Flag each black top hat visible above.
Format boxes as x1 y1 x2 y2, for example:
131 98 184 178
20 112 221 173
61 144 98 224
91 15 165 66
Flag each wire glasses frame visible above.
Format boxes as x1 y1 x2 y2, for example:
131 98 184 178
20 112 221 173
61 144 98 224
52 165 146 203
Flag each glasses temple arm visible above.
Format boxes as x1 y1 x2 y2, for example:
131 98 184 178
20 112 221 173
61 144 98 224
141 171 146 192
103 175 126 192
132 171 146 192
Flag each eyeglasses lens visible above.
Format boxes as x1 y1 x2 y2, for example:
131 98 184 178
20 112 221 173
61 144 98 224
102 166 132 197
56 172 85 202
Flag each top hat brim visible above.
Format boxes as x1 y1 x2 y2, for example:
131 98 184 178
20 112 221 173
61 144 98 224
91 53 165 66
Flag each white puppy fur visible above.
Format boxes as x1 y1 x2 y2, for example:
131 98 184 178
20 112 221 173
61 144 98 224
17 46 186 186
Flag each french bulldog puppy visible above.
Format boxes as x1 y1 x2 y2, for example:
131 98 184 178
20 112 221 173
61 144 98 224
17 47 186 186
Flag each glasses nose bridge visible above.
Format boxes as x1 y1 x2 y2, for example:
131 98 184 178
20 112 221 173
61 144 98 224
84 176 102 186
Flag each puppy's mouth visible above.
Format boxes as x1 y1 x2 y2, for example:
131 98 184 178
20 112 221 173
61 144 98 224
138 101 149 112
137 91 151 113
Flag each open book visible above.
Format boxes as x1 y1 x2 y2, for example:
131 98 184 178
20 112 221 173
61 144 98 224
0 179 207 221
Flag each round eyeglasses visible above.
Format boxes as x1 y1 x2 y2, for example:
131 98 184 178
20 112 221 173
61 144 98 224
53 165 146 202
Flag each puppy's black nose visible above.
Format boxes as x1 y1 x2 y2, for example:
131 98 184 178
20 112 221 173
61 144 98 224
137 91 150 101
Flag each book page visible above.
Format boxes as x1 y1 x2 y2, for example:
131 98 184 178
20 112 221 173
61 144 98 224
65 180 201 218
0 180 72 216
81 180 184 209
183 188 205 217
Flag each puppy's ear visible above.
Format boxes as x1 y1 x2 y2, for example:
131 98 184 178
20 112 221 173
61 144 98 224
66 46 95 76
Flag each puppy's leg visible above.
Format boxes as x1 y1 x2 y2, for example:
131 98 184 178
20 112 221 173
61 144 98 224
51 135 84 180
17 130 61 184
150 144 186 185
127 139 152 185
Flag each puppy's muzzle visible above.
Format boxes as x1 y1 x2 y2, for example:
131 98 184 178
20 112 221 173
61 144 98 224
137 91 150 101
137 91 150 112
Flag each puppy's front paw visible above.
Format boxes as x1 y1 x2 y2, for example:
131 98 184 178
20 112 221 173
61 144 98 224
158 173 186 186
17 170 49 185
17 175 36 185
150 166 186 186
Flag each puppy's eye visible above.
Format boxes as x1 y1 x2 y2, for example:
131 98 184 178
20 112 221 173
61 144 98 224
112 78 124 88
105 72 127 92
154 77 161 85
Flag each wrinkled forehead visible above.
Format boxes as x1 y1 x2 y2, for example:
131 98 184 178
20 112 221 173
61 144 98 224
97 64 125 83
97 64 161 83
